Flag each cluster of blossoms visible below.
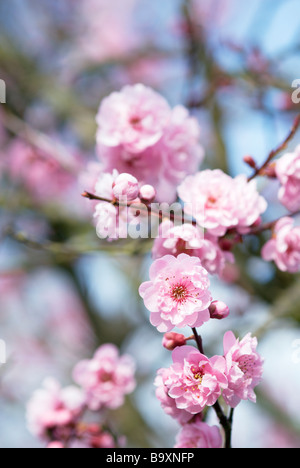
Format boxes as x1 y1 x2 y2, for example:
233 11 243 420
139 255 264 448
80 85 300 448
26 344 136 448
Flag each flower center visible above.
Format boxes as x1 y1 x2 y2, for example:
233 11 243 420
171 284 188 303
238 355 256 377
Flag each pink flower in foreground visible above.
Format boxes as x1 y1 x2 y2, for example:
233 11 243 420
96 84 171 153
26 379 84 439
161 346 228 414
262 217 300 273
152 220 233 276
155 368 193 425
175 420 223 448
276 146 300 212
112 172 139 201
223 331 264 408
139 254 212 333
178 170 267 236
73 344 136 411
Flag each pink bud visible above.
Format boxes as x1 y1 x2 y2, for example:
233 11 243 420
163 332 187 351
112 173 139 201
209 301 230 320
47 442 64 449
243 155 257 169
139 184 156 203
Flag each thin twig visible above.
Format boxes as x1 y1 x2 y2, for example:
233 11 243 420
248 114 300 182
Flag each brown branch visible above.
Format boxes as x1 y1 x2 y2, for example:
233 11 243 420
248 114 300 182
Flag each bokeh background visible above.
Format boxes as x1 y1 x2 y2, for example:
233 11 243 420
1 0 300 448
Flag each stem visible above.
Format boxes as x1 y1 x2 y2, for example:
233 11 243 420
248 114 300 182
82 191 198 227
192 327 233 449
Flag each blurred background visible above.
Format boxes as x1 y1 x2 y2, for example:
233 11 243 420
0 0 300 448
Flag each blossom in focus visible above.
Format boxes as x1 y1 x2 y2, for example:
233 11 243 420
276 146 300 212
112 172 139 201
162 332 187 351
152 220 233 276
222 331 264 408
174 420 223 448
96 85 204 202
139 254 212 333
155 368 193 425
73 344 136 411
26 378 85 439
262 217 300 273
160 346 228 414
178 170 267 236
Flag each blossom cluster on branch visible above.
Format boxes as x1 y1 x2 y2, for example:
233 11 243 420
26 344 136 448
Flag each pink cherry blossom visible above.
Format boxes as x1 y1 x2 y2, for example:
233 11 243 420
209 301 230 320
5 139 82 203
73 344 136 411
174 420 223 448
178 170 267 236
161 346 228 414
26 378 85 439
96 88 204 203
96 84 171 153
152 220 233 276
262 217 300 273
276 146 300 212
155 368 193 425
112 173 139 201
139 254 212 333
222 331 264 408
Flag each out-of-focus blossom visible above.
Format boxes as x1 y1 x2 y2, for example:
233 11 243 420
262 217 300 273
152 220 233 276
139 254 212 333
96 84 171 153
276 146 300 212
159 346 227 414
222 331 264 408
174 420 223 449
74 0 138 64
5 139 82 204
73 344 136 411
96 85 204 202
178 170 267 236
112 173 139 201
26 378 85 439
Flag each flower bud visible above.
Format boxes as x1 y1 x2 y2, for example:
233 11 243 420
209 301 230 320
163 332 187 351
112 173 139 201
139 184 156 203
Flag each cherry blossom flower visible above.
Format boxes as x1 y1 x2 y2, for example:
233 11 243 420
178 170 267 236
160 346 228 414
262 217 300 273
96 86 204 202
139 254 212 333
96 84 171 153
73 344 136 411
26 378 85 439
222 331 264 408
174 420 223 448
152 220 233 276
276 146 300 212
155 368 193 425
